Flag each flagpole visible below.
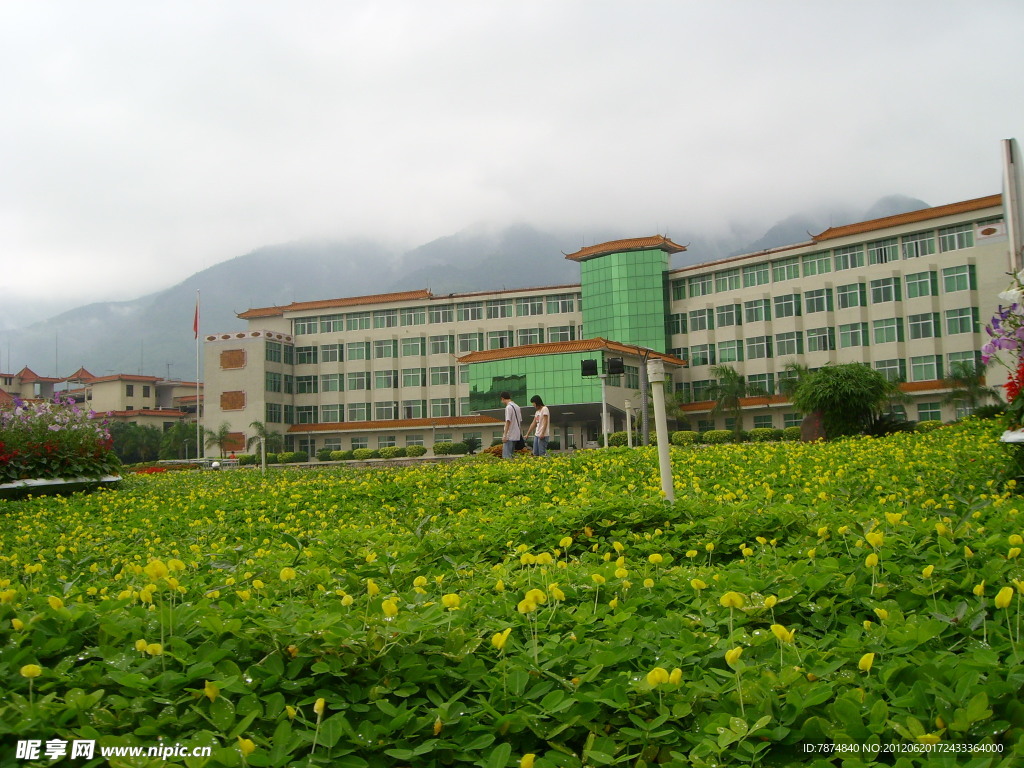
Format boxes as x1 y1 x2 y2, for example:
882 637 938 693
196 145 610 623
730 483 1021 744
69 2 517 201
195 290 202 462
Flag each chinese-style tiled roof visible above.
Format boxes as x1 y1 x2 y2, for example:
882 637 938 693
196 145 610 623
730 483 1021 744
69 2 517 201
104 409 189 417
287 414 503 434
84 374 162 384
63 367 96 382
813 194 1002 242
0 389 16 405
238 289 434 320
457 337 686 367
15 366 62 383
564 235 687 262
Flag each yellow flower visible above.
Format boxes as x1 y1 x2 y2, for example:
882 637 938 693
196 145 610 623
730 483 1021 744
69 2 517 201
724 647 743 667
865 553 879 568
135 638 148 652
705 543 715 552
146 643 163 656
1010 548 1021 559
520 553 536 565
917 733 941 744
643 578 655 588
203 680 219 702
382 598 399 617
340 594 354 606
286 705 297 720
858 653 875 673
591 573 606 585
719 591 744 608
495 579 505 592
865 531 884 549
525 588 546 605
559 536 573 548
0 589 16 604
817 526 829 537
520 754 536 768
807 548 817 560
491 628 512 651
238 738 256 758
235 589 251 602
995 586 1014 610
764 595 778 609
863 620 874 630
549 585 565 602
279 567 296 582
686 550 698 558
20 664 42 679
366 579 380 597
614 568 628 579
873 608 889 621
1010 534 1024 546
741 547 754 557
613 541 624 553
313 697 325 716
668 667 682 684
646 666 670 686
608 598 619 609
413 576 428 588
973 581 985 597
648 553 664 564
691 579 708 591
517 599 537 614
771 624 795 643
963 546 974 559
47 596 64 611
11 618 24 631
144 559 169 580
922 565 935 578
168 558 186 572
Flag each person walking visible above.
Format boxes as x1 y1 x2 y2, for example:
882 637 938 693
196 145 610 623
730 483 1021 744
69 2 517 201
525 395 551 456
500 391 523 458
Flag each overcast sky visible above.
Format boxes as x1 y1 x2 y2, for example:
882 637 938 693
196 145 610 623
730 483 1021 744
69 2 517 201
2 1 1023 306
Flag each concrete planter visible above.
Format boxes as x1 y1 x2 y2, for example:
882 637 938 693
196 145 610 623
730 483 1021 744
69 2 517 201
0 474 122 500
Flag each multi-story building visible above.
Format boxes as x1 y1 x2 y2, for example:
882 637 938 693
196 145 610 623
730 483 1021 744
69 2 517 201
204 193 1013 454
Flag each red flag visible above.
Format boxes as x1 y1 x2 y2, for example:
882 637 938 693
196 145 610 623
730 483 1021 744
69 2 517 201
193 295 200 339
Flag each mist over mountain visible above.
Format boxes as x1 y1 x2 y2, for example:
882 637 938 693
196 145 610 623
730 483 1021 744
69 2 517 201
1 196 930 380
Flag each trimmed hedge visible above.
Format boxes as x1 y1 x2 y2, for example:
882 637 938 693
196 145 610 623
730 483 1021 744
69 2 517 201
330 450 354 461
316 449 333 461
352 448 379 460
915 420 944 433
702 429 733 444
405 445 428 457
747 428 784 442
670 430 698 446
433 441 469 456
237 454 257 466
378 446 407 459
277 451 308 463
782 426 802 441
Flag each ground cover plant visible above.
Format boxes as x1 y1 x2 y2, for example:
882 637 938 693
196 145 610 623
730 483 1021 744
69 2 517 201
1 419 1023 767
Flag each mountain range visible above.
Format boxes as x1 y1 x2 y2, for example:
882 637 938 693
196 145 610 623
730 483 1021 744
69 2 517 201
2 195 928 380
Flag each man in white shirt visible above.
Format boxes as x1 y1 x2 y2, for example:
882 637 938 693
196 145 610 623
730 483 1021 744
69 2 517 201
525 395 551 456
500 391 523 458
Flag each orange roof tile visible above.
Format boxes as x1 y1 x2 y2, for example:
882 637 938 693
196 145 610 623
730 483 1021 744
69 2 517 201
458 337 686 366
84 374 162 384
564 235 687 262
15 366 62 383
287 414 503 434
63 367 96 382
0 389 15 405
104 409 190 417
813 194 1001 242
238 289 434 320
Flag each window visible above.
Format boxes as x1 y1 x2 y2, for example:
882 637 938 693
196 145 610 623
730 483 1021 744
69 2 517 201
625 365 640 390
346 341 370 360
320 314 344 333
772 257 800 282
945 307 977 335
948 350 980 371
753 414 775 429
836 283 867 309
804 288 832 314
457 302 483 322
457 333 483 353
697 419 715 433
125 384 135 397
378 434 397 448
802 252 831 276
939 223 974 252
546 294 575 314
747 373 775 396
839 322 869 348
942 265 976 293
867 238 898 265
401 306 426 326
774 293 801 318
374 401 398 420
743 263 769 287
548 325 575 342
375 370 398 389
834 245 865 270
783 413 803 428
142 386 151 398
373 309 398 328
910 355 942 382
671 347 688 362
516 297 544 316
689 274 712 297
718 340 743 363
744 299 771 323
402 399 427 419
347 403 370 421
429 305 454 324
715 268 740 292
266 341 282 363
716 304 742 327
487 299 513 319
908 313 940 340
460 398 472 416
690 344 715 366
669 313 687 335
266 372 282 393
806 327 835 352
689 308 714 332
296 375 318 394
902 231 936 259
320 404 342 422
405 434 425 446
321 373 342 392
266 403 282 423
459 365 469 384
351 437 368 451
347 312 371 331
373 339 397 359
775 331 803 356
402 337 426 357
430 398 455 417
870 277 900 304
283 346 294 366
283 405 295 424
347 372 370 390
293 316 319 334
284 374 294 394
872 318 903 344
671 279 686 301
691 380 713 401
321 344 342 363
297 406 317 424
517 328 544 345
917 402 941 421
906 271 938 298
434 433 453 443
402 368 426 387
429 335 454 355
430 366 454 385
488 330 513 349
874 359 906 382
746 336 772 360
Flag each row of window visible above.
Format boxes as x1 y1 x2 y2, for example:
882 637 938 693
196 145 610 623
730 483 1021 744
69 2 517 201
669 266 976 333
688 399 951 431
672 223 987 299
265 398 466 424
292 294 579 335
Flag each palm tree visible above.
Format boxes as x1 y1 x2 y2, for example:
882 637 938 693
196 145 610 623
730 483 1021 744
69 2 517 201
943 360 1001 418
706 364 766 436
778 362 813 399
159 422 197 460
204 422 234 458
247 421 283 454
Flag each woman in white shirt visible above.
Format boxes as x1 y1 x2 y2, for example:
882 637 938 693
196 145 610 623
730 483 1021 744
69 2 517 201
525 395 551 456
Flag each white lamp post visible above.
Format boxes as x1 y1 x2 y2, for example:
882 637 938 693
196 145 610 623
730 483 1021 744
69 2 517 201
624 399 633 448
646 359 675 501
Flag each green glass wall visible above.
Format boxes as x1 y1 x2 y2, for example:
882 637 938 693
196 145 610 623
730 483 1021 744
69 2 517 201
468 353 606 412
580 249 669 350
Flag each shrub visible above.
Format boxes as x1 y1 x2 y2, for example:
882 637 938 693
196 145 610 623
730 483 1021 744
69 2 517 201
264 452 279 464
279 451 308 463
915 420 944 433
378 446 406 459
237 453 256 465
972 404 1006 420
607 431 629 447
670 430 698 446
463 437 481 454
316 449 334 461
782 426 802 441
352 448 376 460
863 414 915 437
547 439 561 450
330 450 354 461
747 428 782 442
702 429 734 444
433 442 469 455
405 445 427 457
449 442 469 455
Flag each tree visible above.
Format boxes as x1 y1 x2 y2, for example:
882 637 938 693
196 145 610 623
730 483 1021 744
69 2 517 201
159 422 198 460
791 363 901 439
247 421 283 454
204 422 234 458
109 422 162 464
778 362 813 399
942 360 1001 417
705 364 767 436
